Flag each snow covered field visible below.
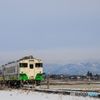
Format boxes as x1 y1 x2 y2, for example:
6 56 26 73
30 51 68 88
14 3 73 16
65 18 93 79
0 90 99 100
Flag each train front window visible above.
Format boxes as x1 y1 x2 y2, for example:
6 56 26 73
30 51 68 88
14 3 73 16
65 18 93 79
35 63 43 67
19 63 28 68
30 64 34 69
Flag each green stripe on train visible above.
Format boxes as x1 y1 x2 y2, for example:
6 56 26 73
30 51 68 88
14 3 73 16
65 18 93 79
35 73 44 81
19 73 28 81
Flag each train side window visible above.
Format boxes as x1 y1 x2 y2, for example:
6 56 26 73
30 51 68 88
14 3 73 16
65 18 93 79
19 63 28 68
30 64 34 69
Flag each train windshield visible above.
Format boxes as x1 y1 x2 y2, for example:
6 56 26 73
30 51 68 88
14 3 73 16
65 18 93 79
35 63 43 67
19 63 28 68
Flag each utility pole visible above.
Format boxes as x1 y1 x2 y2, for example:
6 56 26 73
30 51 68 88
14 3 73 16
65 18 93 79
47 74 50 89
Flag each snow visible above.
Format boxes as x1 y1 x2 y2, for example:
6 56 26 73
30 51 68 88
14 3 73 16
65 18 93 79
0 90 99 100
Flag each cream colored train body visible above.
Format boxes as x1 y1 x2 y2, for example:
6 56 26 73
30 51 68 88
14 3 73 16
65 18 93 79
0 56 43 81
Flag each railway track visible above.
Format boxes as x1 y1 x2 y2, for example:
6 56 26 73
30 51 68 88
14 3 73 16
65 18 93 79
18 85 100 98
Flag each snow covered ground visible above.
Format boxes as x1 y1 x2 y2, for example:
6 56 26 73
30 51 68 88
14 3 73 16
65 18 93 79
0 90 99 100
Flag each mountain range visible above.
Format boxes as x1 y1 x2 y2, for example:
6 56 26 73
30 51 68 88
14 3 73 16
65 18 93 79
43 62 100 75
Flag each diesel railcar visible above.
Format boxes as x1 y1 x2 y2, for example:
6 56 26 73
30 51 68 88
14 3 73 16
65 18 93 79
0 55 44 88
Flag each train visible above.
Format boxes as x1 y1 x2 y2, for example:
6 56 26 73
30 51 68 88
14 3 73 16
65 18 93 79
0 55 44 88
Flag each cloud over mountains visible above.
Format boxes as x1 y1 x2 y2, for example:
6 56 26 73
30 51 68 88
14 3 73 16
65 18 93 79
44 62 100 75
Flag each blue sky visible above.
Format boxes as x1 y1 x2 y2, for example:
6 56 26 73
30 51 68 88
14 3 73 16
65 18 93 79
0 0 100 64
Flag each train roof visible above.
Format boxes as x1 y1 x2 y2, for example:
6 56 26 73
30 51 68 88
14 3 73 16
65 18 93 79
1 55 42 67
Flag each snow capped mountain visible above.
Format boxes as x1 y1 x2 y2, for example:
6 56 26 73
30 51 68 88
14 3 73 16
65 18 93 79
44 62 100 75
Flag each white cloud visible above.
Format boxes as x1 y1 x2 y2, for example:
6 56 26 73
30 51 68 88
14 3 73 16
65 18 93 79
0 48 100 65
